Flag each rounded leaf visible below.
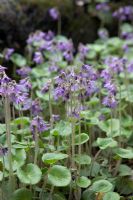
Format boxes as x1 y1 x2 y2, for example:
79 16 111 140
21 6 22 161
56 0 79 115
48 165 71 187
96 137 117 149
5 149 26 171
11 188 32 200
76 176 91 188
115 148 133 159
75 133 89 145
92 180 113 193
74 154 91 165
103 192 120 200
17 163 42 185
42 153 68 164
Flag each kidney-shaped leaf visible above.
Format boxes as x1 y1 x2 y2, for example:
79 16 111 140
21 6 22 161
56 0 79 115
5 149 26 171
103 192 120 200
74 154 91 165
92 180 113 193
42 153 68 164
75 133 89 145
115 148 133 159
17 163 42 185
11 53 27 67
11 188 32 200
48 165 71 187
55 121 72 136
76 176 91 188
96 137 117 149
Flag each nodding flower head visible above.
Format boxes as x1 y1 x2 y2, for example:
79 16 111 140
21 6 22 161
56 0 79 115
49 7 59 20
4 48 14 60
33 52 43 64
0 147 8 156
17 67 31 78
113 6 133 21
102 95 117 109
30 116 50 138
31 99 42 116
0 65 7 73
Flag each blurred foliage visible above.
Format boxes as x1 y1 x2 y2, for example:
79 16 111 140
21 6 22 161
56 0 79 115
0 0 132 50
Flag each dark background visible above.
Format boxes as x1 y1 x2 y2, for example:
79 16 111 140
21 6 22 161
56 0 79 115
0 0 133 50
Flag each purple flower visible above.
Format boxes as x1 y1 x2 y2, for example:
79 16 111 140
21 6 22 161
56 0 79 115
44 31 54 41
128 61 133 72
63 51 73 62
33 52 43 64
27 31 45 44
17 67 31 78
51 114 60 122
53 87 65 100
0 65 7 73
31 99 42 116
113 6 133 21
49 64 59 72
102 95 117 109
104 81 116 94
0 147 8 156
4 48 14 60
98 114 105 121
49 8 59 20
41 82 51 94
96 3 110 12
104 57 126 73
57 40 73 52
85 80 99 96
30 116 50 136
101 69 111 81
98 28 109 39
78 43 89 60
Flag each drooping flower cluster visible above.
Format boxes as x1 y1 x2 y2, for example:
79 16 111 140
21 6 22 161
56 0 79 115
78 43 89 61
30 116 50 138
100 56 126 109
0 65 31 107
41 64 99 105
113 6 133 21
26 30 74 66
3 48 14 60
96 2 110 12
17 66 31 78
49 7 59 20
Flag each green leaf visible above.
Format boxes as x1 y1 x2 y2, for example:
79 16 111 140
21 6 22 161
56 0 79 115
98 119 120 137
103 192 120 200
55 121 72 136
0 171 3 181
42 153 68 164
48 165 71 187
11 53 27 67
82 189 95 200
53 193 66 200
4 149 26 171
76 176 91 188
116 177 133 195
17 163 42 185
75 133 89 145
115 148 133 159
11 188 32 200
118 164 132 176
96 137 117 149
12 117 30 126
74 154 91 165
0 124 6 134
92 180 113 192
